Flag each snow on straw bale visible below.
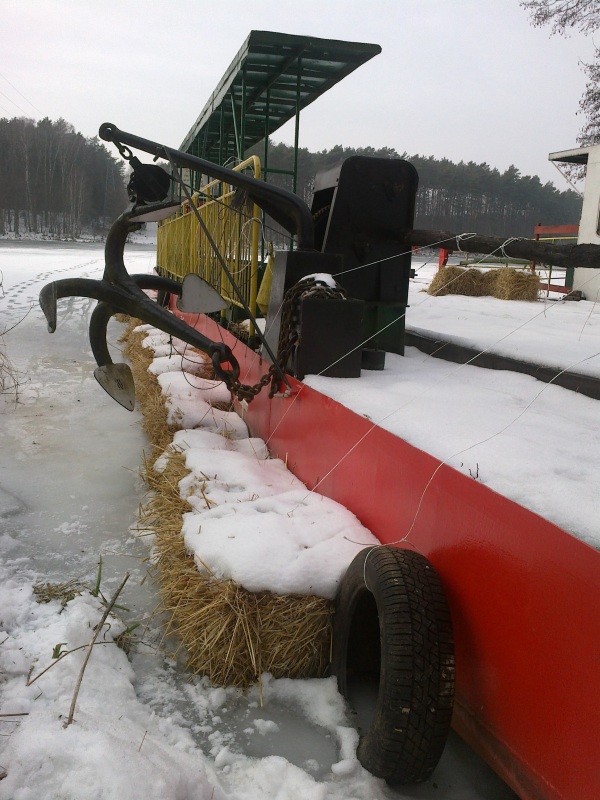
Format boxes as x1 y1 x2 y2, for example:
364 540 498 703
130 324 377 686
171 429 377 599
138 326 377 598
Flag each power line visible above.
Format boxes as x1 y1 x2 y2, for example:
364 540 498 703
0 89 34 119
0 71 43 116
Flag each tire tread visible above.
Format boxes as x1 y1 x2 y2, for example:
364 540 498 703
332 546 455 785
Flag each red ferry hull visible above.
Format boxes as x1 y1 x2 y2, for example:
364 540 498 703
179 310 600 800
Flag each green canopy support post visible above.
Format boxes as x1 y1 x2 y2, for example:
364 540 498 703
179 30 381 189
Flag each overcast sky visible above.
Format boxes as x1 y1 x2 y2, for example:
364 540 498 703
2 0 597 190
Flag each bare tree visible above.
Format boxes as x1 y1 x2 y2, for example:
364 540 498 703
0 117 127 237
521 1 600 147
521 0 600 34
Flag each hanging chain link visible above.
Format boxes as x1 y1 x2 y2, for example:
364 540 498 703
111 137 135 164
220 277 347 402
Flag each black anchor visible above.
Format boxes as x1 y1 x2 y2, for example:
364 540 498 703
39 123 313 409
39 197 238 411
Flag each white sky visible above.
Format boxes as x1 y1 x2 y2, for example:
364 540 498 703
1 0 598 190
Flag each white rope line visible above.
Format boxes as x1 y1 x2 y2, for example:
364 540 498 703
164 181 598 541
499 236 523 260
157 216 599 597
245 237 457 387
168 171 600 592
241 237 458 389
330 233 475 280
166 217 599 407
254 262 599 401
454 232 477 253
330 231 527 280
359 347 600 585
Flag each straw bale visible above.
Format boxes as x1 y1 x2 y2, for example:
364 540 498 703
460 267 487 296
428 266 485 297
428 266 464 296
493 267 540 301
122 319 333 688
480 268 499 297
141 448 332 688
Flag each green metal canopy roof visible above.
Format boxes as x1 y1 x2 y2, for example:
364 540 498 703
180 30 381 166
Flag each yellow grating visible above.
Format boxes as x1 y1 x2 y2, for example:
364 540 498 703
157 156 261 319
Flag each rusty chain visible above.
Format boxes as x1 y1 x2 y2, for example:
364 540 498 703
216 276 347 402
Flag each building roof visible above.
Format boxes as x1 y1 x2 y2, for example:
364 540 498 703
549 146 593 165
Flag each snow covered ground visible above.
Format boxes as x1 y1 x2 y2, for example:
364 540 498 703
3 239 597 799
408 257 600 377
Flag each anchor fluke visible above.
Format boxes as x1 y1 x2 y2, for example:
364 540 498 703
177 274 228 314
94 363 136 412
39 282 58 333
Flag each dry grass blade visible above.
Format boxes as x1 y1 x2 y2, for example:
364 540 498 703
33 579 86 608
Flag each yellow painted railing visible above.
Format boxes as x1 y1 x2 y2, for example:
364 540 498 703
157 156 261 317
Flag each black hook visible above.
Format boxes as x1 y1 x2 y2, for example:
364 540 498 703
39 202 241 410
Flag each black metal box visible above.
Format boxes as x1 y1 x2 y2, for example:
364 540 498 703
292 296 364 380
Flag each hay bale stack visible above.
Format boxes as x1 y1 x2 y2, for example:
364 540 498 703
428 266 540 302
125 320 333 688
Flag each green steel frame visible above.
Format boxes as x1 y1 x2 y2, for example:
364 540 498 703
179 31 381 191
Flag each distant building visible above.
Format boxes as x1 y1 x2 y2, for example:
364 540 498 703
549 145 600 299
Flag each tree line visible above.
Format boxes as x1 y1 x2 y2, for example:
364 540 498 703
249 140 582 243
0 116 582 243
0 117 127 238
